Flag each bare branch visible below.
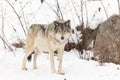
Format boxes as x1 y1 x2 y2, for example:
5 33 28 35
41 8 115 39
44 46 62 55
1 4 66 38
19 1 28 31
99 0 108 18
45 1 60 19
0 35 15 56
40 0 44 4
5 0 26 36
71 0 81 24
1 4 6 49
56 0 63 19
117 0 120 14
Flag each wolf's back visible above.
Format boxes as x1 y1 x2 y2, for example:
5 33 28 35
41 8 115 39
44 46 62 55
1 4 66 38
29 24 44 36
25 24 46 50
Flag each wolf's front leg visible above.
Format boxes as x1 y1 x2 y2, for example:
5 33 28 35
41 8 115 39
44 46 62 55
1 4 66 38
33 50 40 69
49 50 56 73
58 49 64 75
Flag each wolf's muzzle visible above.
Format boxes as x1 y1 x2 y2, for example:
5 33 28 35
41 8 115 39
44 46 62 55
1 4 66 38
61 36 64 40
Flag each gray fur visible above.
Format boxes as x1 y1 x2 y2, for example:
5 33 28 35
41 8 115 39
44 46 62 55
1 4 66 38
22 19 72 74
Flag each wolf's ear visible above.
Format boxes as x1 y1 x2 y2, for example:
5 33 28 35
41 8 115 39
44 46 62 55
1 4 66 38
54 21 59 30
65 20 71 28
54 21 59 27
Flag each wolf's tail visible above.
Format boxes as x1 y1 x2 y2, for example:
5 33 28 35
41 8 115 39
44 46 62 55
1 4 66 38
25 25 35 62
27 51 35 62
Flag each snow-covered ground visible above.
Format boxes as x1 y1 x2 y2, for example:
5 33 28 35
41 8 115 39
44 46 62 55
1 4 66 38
0 49 120 80
0 0 120 80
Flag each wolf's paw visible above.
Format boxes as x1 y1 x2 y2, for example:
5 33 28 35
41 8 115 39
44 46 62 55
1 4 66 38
22 67 27 70
52 70 56 74
58 72 65 75
58 70 65 75
33 66 38 69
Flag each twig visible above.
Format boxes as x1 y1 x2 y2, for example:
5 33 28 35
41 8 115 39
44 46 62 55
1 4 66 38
19 1 28 31
80 0 84 24
56 0 63 19
29 5 41 23
71 0 81 24
85 0 88 27
62 0 69 13
117 0 120 14
99 0 108 18
0 35 15 56
40 0 44 4
1 4 6 49
18 1 30 14
5 0 26 36
45 1 60 19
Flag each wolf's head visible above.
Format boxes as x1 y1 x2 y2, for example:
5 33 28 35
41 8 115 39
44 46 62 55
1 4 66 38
53 20 72 43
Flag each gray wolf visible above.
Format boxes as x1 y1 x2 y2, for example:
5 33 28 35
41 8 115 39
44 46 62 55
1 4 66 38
22 19 72 74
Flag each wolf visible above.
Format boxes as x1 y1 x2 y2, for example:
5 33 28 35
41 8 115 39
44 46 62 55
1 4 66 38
22 19 72 74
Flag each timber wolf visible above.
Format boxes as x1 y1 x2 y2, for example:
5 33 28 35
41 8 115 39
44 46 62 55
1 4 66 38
22 19 72 74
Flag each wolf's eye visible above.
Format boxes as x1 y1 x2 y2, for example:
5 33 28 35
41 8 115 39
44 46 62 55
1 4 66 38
63 30 66 32
57 30 61 33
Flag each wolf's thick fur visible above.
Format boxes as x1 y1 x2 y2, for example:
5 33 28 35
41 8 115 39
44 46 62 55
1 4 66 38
22 19 72 74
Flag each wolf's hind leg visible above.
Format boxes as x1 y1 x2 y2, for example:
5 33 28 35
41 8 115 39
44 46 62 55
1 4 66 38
22 47 34 70
22 54 30 70
33 49 40 69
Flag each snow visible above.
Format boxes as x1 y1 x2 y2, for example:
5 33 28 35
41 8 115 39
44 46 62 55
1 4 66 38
0 49 120 80
0 0 120 80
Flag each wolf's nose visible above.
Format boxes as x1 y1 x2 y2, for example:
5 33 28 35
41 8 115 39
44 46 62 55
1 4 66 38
61 36 64 40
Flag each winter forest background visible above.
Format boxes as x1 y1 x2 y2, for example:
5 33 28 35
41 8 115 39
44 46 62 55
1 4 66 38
0 0 120 80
